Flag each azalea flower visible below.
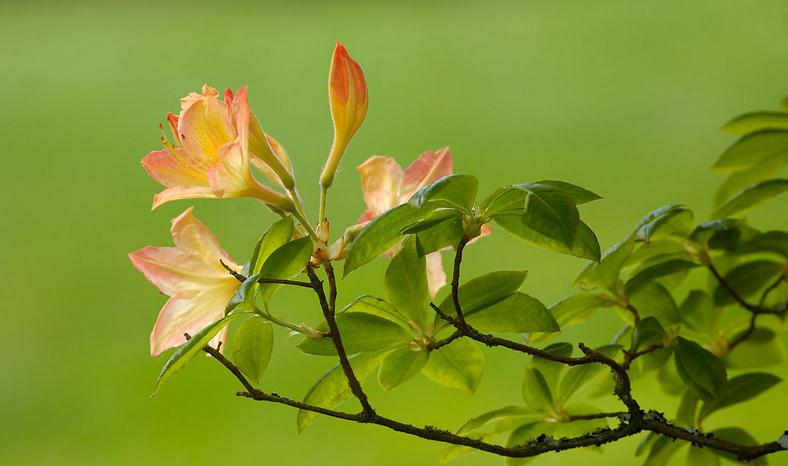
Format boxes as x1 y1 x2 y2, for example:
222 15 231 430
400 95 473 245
320 42 369 190
142 85 294 212
129 208 240 355
355 147 454 297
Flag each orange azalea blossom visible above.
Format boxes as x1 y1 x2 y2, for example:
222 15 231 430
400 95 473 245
354 147 489 297
320 42 369 189
142 85 294 212
129 208 240 355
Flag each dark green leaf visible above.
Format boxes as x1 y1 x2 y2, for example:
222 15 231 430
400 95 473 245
423 339 484 393
690 219 742 247
409 174 479 212
385 240 430 327
378 347 429 391
513 182 581 247
297 313 411 355
532 180 602 204
465 292 558 333
627 260 699 289
679 290 718 334
401 209 462 234
710 428 767 466
344 204 422 276
635 207 693 242
627 281 680 325
494 213 600 261
676 390 699 426
414 215 464 256
675 337 727 400
225 273 261 314
712 260 782 306
297 351 387 431
256 238 312 303
711 178 788 218
699 372 781 421
725 328 785 368
736 231 788 258
557 345 620 405
712 129 788 172
530 342 573 391
232 316 273 384
644 436 682 466
626 205 685 241
504 423 556 466
457 405 544 436
686 445 720 466
723 111 788 135
437 270 527 323
154 312 248 394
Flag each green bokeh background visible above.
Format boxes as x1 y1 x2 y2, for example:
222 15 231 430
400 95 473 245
2 1 787 464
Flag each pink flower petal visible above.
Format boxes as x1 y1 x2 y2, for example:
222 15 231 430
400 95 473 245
129 246 223 299
357 156 403 218
169 207 236 270
398 147 453 201
141 149 205 188
151 186 216 210
425 252 447 298
177 91 234 164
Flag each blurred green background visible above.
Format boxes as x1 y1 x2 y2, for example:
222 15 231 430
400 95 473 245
1 0 787 464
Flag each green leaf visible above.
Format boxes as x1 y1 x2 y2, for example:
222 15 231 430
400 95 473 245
737 230 788 258
153 312 248 394
494 213 600 261
710 428 767 466
690 219 742 247
385 240 430 327
521 370 553 412
297 351 387 432
575 241 634 291
409 174 479 212
626 259 699 289
225 273 261 314
401 209 461 234
699 372 781 421
530 342 573 391
232 316 273 384
631 317 664 351
297 313 411 355
465 292 558 333
626 205 685 241
457 405 544 436
657 354 688 396
512 182 580 247
437 270 527 322
686 445 720 466
547 293 610 329
675 337 727 400
711 178 788 218
249 217 294 275
341 295 410 329
344 204 422 276
635 207 693 242
627 281 680 325
532 180 602 204
557 345 620 405
714 156 786 207
679 290 718 334
422 339 484 393
676 390 699 426
712 129 788 172
256 237 312 303
414 215 464 256
712 260 782 306
378 347 429 391
723 111 788 135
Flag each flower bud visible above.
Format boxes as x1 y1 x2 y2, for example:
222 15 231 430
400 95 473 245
320 43 368 189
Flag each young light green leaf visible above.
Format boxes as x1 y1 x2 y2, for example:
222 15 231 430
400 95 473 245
723 111 788 135
725 328 785 368
712 178 788 218
153 312 249 394
635 207 693 242
232 316 273 384
644 436 682 466
546 292 611 330
436 270 528 322
256 237 312 303
457 405 544 436
625 205 685 242
530 342 573 392
464 292 559 333
297 313 411 355
686 445 720 466
344 204 422 276
574 241 633 291
714 156 785 208
712 129 788 172
504 423 556 466
710 428 767 466
249 217 294 275
409 174 479 212
712 260 782 306
675 337 727 400
385 240 430 327
422 339 484 393
378 347 429 391
698 372 781 421
297 351 387 431
556 345 620 405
